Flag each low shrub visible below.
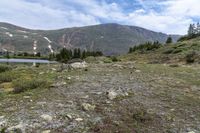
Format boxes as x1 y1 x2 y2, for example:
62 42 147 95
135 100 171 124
0 65 12 73
0 72 13 83
13 79 49 93
172 49 182 54
111 56 119 62
185 51 197 64
163 49 173 54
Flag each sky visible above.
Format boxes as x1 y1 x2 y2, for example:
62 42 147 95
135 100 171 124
0 0 200 35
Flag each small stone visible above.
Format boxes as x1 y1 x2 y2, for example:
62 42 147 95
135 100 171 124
23 96 31 99
40 114 53 122
51 68 57 71
135 70 141 73
107 90 118 100
42 130 51 133
7 123 25 133
81 95 89 99
75 118 83 122
82 103 96 111
39 72 45 75
67 77 71 80
66 114 73 120
188 131 195 133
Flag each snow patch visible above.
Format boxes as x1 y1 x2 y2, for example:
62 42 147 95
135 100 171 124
23 35 28 39
0 27 8 30
2 48 7 52
100 36 104 39
48 45 54 53
5 32 13 37
33 40 37 55
44 37 52 43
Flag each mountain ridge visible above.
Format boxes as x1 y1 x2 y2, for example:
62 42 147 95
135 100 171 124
0 22 181 55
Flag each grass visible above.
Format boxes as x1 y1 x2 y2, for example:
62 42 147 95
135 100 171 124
12 79 50 93
0 72 15 83
0 65 12 73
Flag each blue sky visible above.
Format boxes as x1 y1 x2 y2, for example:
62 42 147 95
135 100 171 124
0 0 200 35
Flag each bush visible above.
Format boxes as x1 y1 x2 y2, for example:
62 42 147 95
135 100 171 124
0 72 14 83
13 79 49 93
172 49 182 54
163 49 174 54
129 41 162 53
111 56 119 62
0 65 12 73
185 51 197 64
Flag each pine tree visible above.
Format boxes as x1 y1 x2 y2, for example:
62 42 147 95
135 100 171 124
188 24 194 35
82 50 86 59
166 36 173 44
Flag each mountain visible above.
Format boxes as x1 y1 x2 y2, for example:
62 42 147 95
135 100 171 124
0 22 181 55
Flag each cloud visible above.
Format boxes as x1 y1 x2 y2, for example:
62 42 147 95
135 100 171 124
0 0 199 34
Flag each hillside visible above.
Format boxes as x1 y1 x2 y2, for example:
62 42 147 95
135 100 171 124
0 22 180 55
122 36 200 64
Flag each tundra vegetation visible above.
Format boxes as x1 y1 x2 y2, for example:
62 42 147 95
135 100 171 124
0 24 200 132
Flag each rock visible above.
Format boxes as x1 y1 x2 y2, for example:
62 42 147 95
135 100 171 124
40 114 53 122
7 123 25 133
66 114 73 120
42 130 51 133
106 90 118 100
75 118 83 122
81 95 89 99
23 96 31 99
82 103 96 111
135 70 141 73
39 72 45 75
0 116 6 127
188 131 195 133
67 77 71 80
70 61 87 69
51 68 57 71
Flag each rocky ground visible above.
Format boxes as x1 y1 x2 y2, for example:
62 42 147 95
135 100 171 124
0 60 200 133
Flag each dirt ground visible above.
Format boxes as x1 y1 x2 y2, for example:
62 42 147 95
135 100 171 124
0 61 200 133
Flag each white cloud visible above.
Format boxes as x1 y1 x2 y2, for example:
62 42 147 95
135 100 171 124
0 0 199 34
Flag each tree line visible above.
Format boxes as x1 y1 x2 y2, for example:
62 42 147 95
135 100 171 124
128 41 162 53
49 48 103 63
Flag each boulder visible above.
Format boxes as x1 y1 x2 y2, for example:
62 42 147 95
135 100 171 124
40 114 53 122
7 123 25 133
82 103 96 111
106 90 118 100
70 61 87 69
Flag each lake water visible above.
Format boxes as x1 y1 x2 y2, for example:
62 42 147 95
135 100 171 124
0 58 57 64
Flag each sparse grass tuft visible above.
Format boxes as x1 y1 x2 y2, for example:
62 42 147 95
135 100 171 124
0 65 12 73
12 79 50 93
0 72 15 83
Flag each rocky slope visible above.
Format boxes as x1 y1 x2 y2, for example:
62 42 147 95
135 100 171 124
0 22 180 55
0 60 200 132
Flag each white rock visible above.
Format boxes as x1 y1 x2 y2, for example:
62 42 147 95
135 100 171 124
42 130 51 133
188 131 195 133
75 118 83 122
82 103 96 111
40 114 53 122
67 77 71 80
107 91 118 100
7 123 25 133
70 61 87 69
66 114 73 120
135 70 141 73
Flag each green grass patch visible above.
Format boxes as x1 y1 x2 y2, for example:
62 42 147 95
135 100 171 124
0 65 12 73
12 79 50 93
